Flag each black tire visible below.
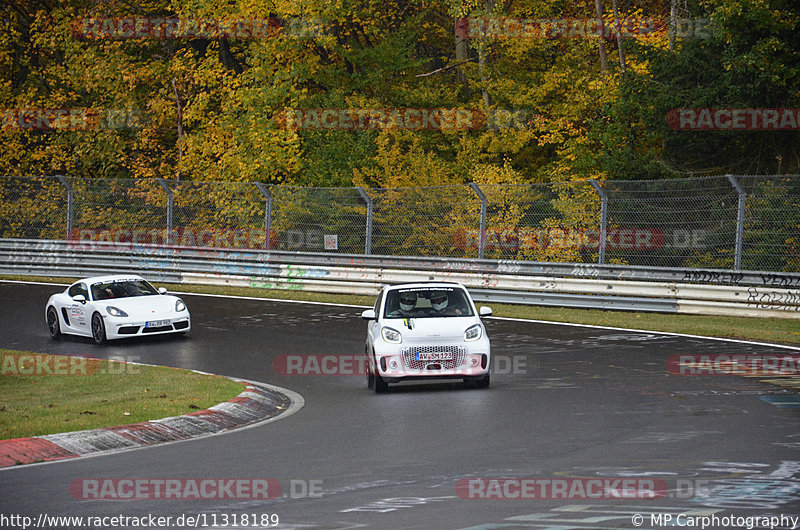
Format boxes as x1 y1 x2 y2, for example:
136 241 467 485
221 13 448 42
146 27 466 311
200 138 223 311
465 373 490 389
366 357 375 390
46 306 61 339
374 373 389 393
91 313 106 345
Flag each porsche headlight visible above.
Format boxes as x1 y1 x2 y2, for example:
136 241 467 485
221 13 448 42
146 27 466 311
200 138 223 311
106 306 128 317
175 299 186 312
464 324 482 342
381 326 402 344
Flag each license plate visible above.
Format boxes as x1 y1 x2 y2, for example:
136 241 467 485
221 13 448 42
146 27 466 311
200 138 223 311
417 352 453 361
146 320 171 328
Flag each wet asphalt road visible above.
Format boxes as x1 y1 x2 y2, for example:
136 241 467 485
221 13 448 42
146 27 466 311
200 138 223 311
1 281 800 529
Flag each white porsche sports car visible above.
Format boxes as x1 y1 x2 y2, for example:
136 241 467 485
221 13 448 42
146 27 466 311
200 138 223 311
45 275 191 344
361 282 492 392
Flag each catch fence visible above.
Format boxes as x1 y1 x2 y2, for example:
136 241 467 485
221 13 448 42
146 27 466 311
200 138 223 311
1 175 798 272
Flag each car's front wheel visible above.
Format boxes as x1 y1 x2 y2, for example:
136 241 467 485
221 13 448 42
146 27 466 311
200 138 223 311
46 306 61 339
91 313 107 345
370 354 389 393
374 372 389 393
465 373 490 389
366 356 375 390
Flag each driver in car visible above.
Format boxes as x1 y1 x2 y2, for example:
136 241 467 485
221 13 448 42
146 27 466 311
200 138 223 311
428 291 464 316
387 291 422 317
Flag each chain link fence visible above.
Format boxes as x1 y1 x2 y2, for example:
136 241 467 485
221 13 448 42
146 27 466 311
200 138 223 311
1 175 798 272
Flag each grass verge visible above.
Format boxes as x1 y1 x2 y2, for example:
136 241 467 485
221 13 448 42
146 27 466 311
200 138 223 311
0 350 244 440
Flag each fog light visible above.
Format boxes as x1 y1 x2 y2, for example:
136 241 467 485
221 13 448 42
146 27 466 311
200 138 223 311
470 356 479 367
389 359 399 370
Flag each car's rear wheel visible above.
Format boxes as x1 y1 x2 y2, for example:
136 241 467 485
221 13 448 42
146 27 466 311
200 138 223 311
91 313 106 345
46 306 61 339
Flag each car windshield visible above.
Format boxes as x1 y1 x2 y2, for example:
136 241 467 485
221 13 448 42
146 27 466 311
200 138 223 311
383 287 474 318
91 279 158 301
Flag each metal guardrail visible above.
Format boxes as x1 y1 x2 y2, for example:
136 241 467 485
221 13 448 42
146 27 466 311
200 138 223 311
1 239 799 319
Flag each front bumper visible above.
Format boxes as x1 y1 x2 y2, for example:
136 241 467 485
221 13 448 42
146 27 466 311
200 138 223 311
374 341 490 383
105 315 191 339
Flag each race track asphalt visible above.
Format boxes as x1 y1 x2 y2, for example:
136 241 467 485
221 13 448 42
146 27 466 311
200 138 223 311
1 281 800 529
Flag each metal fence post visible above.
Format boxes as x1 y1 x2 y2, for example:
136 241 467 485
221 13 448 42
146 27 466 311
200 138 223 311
589 179 607 265
468 183 487 259
254 183 273 250
157 178 173 246
356 186 373 255
727 175 745 270
55 175 73 240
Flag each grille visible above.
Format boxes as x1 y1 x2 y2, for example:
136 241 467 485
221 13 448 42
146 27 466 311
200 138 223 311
142 325 173 333
402 345 467 370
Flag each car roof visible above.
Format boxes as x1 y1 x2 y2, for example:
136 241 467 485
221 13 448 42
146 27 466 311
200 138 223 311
75 274 147 285
384 282 467 291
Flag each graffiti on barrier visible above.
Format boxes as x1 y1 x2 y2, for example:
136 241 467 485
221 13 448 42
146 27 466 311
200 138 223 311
681 270 744 285
746 287 800 311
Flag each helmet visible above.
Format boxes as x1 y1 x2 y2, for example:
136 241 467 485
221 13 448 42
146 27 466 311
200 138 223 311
430 292 449 311
399 292 417 312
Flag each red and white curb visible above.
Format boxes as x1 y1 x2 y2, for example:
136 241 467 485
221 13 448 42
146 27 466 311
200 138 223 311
0 380 303 468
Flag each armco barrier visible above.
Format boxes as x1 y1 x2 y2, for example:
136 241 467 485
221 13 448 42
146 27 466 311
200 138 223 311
1 239 799 319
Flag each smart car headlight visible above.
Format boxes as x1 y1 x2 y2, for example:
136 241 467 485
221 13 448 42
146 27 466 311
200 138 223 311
381 326 402 344
175 299 186 312
464 324 482 342
106 306 128 317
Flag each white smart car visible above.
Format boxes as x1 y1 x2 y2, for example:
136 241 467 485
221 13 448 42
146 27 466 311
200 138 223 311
45 274 191 344
361 282 492 392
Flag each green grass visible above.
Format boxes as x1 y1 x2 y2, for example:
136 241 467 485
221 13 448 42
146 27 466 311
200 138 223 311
0 351 244 440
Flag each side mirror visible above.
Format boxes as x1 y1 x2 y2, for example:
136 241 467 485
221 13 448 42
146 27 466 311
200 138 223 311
72 294 86 304
158 287 168 294
361 309 376 320
479 306 493 316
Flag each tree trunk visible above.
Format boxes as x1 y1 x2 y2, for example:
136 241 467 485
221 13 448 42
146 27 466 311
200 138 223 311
594 0 608 76
171 78 184 181
480 0 493 107
454 17 471 99
611 0 626 75
669 0 676 50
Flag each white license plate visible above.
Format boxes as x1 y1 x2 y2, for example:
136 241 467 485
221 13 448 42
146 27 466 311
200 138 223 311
417 352 453 361
146 320 171 328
